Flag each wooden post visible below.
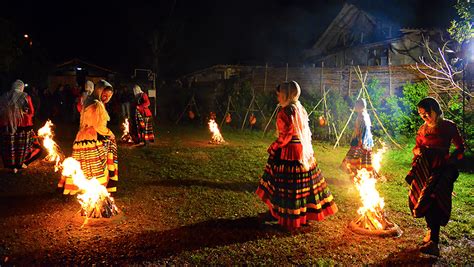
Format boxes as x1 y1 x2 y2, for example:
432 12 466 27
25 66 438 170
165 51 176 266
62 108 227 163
348 66 352 96
285 63 289 81
263 63 268 93
320 61 324 95
388 53 392 96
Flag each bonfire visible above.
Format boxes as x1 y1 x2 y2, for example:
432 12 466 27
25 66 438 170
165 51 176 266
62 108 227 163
208 118 225 144
38 120 63 171
349 144 402 237
62 157 119 220
120 118 134 144
39 120 118 221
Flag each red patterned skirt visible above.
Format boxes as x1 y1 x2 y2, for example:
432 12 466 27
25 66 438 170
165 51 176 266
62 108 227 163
256 148 338 230
58 134 118 195
1 127 42 169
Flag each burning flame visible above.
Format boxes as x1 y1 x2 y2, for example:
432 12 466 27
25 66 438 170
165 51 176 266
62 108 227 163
121 118 133 143
208 119 225 144
61 157 118 220
38 120 62 171
353 144 388 230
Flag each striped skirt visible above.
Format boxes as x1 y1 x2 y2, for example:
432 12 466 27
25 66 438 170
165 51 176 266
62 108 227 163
58 135 118 195
256 150 338 230
341 145 373 179
406 153 457 226
1 127 42 169
135 111 155 143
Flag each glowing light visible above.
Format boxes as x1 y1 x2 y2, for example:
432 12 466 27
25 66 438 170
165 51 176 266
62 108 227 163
208 119 225 144
24 34 29 38
61 157 118 221
38 120 62 171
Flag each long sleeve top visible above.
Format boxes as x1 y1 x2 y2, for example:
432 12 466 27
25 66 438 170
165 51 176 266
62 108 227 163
135 93 152 117
413 119 465 169
19 95 34 127
268 105 303 161
75 100 113 141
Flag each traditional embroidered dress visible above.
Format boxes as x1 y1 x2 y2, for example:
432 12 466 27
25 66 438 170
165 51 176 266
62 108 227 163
0 81 42 170
341 111 374 179
405 119 464 230
58 97 118 194
132 89 154 144
256 102 338 230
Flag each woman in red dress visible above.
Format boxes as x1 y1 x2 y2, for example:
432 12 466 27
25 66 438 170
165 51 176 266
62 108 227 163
405 97 465 256
256 81 338 231
0 80 42 173
131 85 155 145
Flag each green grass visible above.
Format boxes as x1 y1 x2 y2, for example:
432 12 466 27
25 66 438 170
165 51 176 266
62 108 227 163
121 125 473 265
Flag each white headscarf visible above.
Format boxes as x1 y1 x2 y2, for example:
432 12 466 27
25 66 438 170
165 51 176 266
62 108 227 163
292 101 314 169
0 80 28 133
133 85 143 96
85 80 94 95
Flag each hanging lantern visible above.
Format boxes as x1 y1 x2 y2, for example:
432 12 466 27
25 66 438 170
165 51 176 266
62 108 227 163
318 115 326 126
249 113 257 125
225 113 232 123
188 110 195 120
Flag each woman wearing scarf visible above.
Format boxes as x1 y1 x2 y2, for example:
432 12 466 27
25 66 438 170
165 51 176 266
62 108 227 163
341 98 375 181
131 84 154 145
0 80 42 173
256 81 338 231
58 80 118 194
405 97 464 256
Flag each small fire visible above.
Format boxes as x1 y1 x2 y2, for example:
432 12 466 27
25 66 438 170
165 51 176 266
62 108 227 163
61 157 118 220
350 144 401 236
38 120 62 171
208 119 225 144
121 118 133 143
372 142 388 174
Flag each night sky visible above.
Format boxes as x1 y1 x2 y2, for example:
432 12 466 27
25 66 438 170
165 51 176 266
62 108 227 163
1 0 457 78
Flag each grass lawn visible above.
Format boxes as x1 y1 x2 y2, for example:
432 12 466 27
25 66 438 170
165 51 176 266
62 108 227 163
0 123 472 265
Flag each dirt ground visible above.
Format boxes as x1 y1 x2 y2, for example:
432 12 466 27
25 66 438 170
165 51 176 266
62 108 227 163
0 124 471 265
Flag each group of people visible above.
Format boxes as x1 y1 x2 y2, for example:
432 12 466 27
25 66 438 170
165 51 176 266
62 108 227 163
0 78 464 257
256 80 464 257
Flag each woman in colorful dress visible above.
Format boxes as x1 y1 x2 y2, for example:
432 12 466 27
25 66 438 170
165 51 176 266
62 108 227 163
0 80 42 173
341 98 375 180
58 80 118 194
256 80 338 231
405 97 464 256
131 84 154 145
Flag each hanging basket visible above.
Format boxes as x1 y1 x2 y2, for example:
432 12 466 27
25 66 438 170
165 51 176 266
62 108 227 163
188 110 195 120
318 115 327 126
249 114 257 125
225 113 232 123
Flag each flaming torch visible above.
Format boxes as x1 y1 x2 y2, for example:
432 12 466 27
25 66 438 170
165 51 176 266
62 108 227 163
38 120 63 171
208 118 225 144
349 143 402 237
61 157 118 220
120 118 134 144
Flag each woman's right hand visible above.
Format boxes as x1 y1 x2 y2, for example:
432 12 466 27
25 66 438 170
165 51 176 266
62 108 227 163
413 147 421 156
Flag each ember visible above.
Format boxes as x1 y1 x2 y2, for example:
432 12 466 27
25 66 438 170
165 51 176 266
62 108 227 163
61 157 119 220
208 118 225 144
349 145 402 237
38 120 63 171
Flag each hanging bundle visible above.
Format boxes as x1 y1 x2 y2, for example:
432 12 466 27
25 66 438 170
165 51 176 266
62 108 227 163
188 110 195 120
319 115 327 126
249 113 257 125
225 113 232 123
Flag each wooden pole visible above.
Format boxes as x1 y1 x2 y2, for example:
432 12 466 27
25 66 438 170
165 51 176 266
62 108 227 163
263 105 279 136
285 63 289 81
263 63 268 93
320 61 324 95
388 52 392 96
